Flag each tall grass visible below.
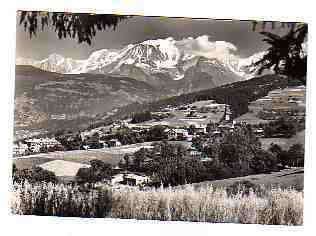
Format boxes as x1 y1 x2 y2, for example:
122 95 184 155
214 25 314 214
11 181 303 225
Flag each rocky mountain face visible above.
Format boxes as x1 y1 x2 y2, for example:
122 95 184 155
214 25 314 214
17 37 265 92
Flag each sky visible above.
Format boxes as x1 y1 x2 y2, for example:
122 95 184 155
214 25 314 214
15 15 291 60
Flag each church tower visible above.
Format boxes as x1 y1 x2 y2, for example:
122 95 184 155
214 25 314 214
221 104 233 124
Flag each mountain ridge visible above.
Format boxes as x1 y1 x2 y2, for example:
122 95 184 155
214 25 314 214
16 36 265 84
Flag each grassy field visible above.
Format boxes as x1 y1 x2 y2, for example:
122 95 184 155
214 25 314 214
12 141 193 170
11 181 303 225
260 130 305 150
186 167 304 191
12 142 156 169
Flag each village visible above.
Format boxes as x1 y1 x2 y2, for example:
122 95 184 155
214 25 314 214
12 85 306 187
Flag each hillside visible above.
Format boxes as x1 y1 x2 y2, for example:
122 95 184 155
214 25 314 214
185 167 304 191
88 74 289 130
14 65 163 139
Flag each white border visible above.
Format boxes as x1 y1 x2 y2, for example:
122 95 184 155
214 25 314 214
1 1 315 236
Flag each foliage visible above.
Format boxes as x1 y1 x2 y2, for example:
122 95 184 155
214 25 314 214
226 180 268 198
11 181 303 225
252 24 307 84
130 111 152 124
13 166 57 183
76 159 112 183
146 125 168 141
18 11 128 45
56 133 83 151
286 143 305 167
12 163 17 176
202 126 278 179
259 116 301 138
268 143 304 167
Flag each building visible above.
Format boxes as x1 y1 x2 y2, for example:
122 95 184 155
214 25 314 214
25 137 61 148
13 142 29 156
165 128 190 140
108 139 122 147
111 172 150 186
254 128 265 137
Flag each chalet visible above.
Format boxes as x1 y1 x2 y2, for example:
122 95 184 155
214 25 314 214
165 128 190 141
254 128 265 137
108 139 122 147
188 146 202 157
111 172 150 186
83 138 109 150
194 124 207 134
112 166 123 175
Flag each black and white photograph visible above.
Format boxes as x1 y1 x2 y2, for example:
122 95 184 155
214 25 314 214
11 10 307 226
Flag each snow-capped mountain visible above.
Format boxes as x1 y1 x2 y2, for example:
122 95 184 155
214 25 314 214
16 36 265 89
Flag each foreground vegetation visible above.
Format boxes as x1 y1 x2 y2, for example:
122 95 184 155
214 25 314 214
11 181 303 225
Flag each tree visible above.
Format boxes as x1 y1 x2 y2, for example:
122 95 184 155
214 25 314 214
12 163 17 177
287 143 304 167
13 166 57 183
252 24 307 84
130 111 153 124
18 11 129 45
146 125 168 141
76 159 112 183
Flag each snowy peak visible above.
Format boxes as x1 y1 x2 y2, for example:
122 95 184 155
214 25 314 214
16 36 265 80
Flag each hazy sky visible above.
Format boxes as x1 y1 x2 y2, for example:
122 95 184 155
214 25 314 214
15 15 289 60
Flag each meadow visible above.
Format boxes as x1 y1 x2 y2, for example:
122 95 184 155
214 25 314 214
11 181 303 225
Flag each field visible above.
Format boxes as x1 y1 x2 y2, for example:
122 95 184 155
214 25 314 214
13 142 156 169
260 130 305 150
13 141 193 170
11 181 303 225
187 167 304 191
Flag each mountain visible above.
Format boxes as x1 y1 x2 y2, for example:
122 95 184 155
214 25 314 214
14 65 165 140
16 36 265 92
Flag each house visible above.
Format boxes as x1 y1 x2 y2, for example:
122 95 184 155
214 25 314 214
25 137 61 148
194 124 207 134
83 136 109 150
165 128 190 140
254 128 265 137
188 146 202 157
108 139 122 147
111 172 150 186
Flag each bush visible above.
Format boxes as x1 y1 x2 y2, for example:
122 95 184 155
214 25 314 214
226 180 269 198
131 111 152 123
76 160 112 183
287 143 304 167
13 167 57 183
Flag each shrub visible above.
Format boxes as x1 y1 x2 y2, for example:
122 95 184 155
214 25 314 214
13 167 57 183
76 160 112 184
226 180 269 198
131 111 152 123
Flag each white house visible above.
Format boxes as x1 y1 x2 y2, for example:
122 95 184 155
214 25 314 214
108 139 122 147
111 172 150 186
